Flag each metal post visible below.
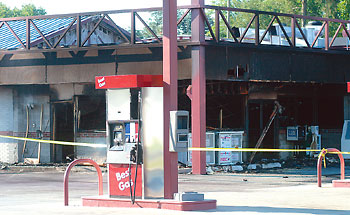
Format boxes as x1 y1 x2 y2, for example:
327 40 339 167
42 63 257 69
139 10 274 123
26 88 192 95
312 89 318 124
163 0 178 199
131 11 135 44
76 15 81 47
227 0 231 38
347 22 350 50
64 159 103 206
317 148 345 187
325 21 329 50
26 18 30 50
215 9 220 42
259 102 263 134
244 96 249 161
255 13 259 45
291 17 296 47
219 108 223 129
191 0 206 175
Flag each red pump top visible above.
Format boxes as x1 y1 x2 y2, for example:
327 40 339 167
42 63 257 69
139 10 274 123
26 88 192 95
95 75 163 89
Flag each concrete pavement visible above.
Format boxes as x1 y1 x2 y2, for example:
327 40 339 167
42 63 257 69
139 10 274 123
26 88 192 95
0 167 350 215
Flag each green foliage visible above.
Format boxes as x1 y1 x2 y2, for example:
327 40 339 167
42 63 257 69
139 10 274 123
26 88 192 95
140 0 350 39
136 9 193 39
338 0 350 20
212 0 309 29
304 0 323 17
210 0 350 38
211 0 339 19
0 3 13 18
0 3 46 18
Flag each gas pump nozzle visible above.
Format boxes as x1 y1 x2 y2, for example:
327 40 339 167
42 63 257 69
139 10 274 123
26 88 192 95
130 144 143 164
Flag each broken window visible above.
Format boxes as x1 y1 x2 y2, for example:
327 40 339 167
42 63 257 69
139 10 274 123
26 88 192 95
77 95 106 131
227 64 247 79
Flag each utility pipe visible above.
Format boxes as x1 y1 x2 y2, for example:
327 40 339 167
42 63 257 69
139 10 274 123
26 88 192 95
38 104 43 163
22 105 30 158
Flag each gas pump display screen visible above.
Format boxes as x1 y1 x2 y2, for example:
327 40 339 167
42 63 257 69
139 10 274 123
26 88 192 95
114 131 122 142
177 116 188 129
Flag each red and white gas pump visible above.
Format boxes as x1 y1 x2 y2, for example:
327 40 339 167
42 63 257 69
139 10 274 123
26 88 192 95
81 74 216 211
98 74 191 199
99 74 168 200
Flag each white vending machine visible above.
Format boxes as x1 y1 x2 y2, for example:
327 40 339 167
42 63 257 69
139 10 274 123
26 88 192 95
185 132 216 166
216 131 244 165
341 120 350 159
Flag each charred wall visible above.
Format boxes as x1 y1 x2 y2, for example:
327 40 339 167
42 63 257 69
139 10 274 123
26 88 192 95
205 45 350 83
0 46 192 85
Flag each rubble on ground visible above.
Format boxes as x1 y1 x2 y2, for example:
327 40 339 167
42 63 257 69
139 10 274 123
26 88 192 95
206 166 214 175
262 162 282 169
231 165 244 172
180 156 342 174
3 155 346 174
1 163 8 170
247 164 261 170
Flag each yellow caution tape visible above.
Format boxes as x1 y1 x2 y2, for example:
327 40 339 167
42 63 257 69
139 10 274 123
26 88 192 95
0 135 106 148
189 147 320 152
188 147 350 154
318 148 328 168
1 134 350 154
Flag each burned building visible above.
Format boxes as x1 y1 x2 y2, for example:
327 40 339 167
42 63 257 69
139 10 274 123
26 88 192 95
0 5 349 165
0 15 130 163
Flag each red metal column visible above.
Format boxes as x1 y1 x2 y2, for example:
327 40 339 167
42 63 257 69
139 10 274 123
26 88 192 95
191 0 206 175
163 0 178 199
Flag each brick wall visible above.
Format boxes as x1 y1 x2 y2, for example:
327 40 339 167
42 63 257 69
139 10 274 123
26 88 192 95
0 143 18 164
0 87 15 163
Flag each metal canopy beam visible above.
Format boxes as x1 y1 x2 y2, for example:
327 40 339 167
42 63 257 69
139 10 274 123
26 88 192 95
191 0 206 175
0 5 349 52
163 0 178 199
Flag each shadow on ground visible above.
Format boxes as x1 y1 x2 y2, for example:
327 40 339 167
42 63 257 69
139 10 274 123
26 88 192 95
202 206 350 215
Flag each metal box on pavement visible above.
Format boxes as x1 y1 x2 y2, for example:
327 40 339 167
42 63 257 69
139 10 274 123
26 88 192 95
216 131 243 165
179 132 216 166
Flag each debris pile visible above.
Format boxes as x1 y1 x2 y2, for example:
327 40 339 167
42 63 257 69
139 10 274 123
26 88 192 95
180 157 334 174
1 162 8 170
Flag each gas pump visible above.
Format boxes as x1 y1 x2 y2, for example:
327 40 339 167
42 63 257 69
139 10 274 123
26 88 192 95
82 75 216 210
96 75 191 202
106 89 143 201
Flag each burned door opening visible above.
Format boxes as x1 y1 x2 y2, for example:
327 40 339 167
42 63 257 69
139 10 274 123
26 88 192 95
53 102 74 162
248 100 278 160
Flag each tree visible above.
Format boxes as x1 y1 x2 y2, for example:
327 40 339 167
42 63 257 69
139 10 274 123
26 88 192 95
207 0 302 38
210 0 350 37
0 3 46 18
0 3 13 18
137 9 192 39
211 0 331 18
140 1 350 39
303 0 323 17
337 0 350 20
13 4 46 17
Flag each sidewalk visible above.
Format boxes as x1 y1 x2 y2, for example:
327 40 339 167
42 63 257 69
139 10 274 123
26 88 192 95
1 167 350 214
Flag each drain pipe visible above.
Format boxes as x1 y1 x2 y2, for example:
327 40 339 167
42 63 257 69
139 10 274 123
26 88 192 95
22 105 30 158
